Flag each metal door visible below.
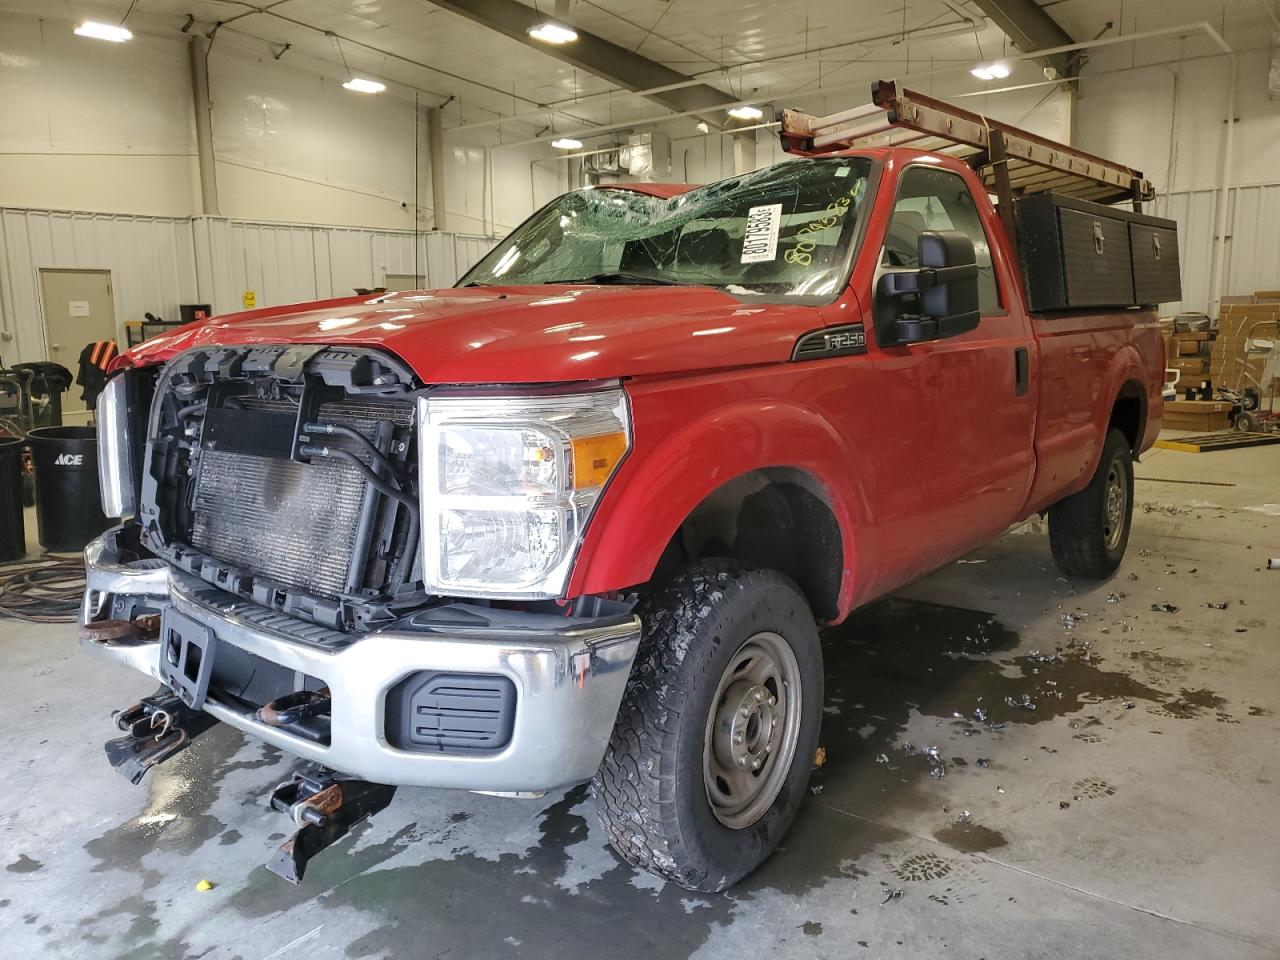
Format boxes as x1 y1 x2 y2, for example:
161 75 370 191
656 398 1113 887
38 269 117 417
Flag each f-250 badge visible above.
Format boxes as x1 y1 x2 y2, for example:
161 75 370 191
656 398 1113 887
791 323 867 361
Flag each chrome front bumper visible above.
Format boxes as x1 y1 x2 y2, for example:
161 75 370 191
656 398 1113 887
81 527 642 792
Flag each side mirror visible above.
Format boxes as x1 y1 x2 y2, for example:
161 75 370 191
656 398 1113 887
877 230 981 344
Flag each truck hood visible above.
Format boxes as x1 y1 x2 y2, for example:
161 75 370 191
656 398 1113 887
124 285 824 382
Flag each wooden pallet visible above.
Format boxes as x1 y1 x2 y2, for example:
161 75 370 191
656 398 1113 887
1154 431 1280 452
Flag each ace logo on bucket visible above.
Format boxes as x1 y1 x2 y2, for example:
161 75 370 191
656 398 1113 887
54 453 84 466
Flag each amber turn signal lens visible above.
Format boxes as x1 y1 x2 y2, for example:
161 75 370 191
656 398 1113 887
570 432 627 489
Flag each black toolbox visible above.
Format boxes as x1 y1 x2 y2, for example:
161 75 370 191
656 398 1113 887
1014 193 1181 312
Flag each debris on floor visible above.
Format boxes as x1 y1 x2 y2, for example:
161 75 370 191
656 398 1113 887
1150 602 1179 612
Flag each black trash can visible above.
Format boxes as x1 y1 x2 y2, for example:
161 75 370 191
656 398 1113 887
28 426 110 552
0 437 26 561
14 362 75 429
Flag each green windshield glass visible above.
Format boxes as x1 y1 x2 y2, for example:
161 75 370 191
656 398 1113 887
460 157 873 298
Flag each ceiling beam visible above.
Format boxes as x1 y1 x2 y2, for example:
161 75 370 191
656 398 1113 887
420 0 733 122
967 0 1076 77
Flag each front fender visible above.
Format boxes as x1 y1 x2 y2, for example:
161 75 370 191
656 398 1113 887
567 390 869 616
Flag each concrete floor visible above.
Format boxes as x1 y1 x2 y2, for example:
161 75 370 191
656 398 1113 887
1 440 1278 960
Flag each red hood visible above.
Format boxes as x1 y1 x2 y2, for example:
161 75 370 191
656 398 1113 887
121 286 823 383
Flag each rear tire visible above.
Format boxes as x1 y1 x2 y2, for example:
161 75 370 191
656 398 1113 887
1048 428 1134 579
592 560 823 892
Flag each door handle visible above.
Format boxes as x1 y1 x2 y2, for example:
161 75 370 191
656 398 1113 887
1014 347 1029 397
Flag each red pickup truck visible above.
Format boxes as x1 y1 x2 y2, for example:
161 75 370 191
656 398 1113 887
83 89 1168 892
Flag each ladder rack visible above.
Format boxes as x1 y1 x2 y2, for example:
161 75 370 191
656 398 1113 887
779 80 1152 212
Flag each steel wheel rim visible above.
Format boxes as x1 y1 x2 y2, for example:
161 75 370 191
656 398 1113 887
1103 462 1127 551
702 631 802 830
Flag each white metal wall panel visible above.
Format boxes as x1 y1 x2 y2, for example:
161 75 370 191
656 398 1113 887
0 207 197 364
452 235 496 278
1221 184 1280 301
1153 184 1280 315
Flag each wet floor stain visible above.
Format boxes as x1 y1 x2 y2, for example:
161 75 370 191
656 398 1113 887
81 726 280 884
933 821 1008 854
6 854 43 873
805 597 1168 824
1155 687 1229 719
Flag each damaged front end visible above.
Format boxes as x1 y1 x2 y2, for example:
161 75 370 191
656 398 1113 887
82 343 642 881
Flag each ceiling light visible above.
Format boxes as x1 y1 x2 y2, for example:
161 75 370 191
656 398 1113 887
528 22 578 44
728 105 763 121
74 20 133 42
343 77 386 94
971 62 1011 81
696 121 710 133
551 137 583 150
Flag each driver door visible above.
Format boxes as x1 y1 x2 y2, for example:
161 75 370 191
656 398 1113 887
871 164 1036 577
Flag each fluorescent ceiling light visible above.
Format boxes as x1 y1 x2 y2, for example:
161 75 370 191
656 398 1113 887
343 77 386 94
971 62 1011 80
528 22 578 44
551 137 583 150
728 105 763 121
74 20 132 42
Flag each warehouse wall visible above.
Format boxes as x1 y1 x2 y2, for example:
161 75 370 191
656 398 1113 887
0 10 560 234
1076 35 1280 313
0 207 495 366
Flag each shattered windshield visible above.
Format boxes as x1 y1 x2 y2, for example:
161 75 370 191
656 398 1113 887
460 157 873 299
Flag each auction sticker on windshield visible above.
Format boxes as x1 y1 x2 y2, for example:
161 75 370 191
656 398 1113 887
741 203 783 263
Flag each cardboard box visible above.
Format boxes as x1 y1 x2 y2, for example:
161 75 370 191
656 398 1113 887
1176 339 1204 356
1165 399 1233 415
1163 413 1230 432
1170 357 1210 374
1172 331 1211 342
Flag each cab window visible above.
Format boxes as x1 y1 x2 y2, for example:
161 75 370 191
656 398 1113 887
882 166 1001 313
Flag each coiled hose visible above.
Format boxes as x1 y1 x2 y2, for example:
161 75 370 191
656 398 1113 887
0 554 85 623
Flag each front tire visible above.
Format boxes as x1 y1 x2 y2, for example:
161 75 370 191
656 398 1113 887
1048 428 1134 578
592 560 823 892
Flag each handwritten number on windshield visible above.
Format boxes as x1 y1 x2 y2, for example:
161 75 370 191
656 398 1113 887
783 180 865 267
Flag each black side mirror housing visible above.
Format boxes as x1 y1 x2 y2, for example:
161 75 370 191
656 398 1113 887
877 230 981 345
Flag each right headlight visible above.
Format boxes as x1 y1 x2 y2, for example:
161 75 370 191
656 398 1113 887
97 373 137 518
417 387 631 599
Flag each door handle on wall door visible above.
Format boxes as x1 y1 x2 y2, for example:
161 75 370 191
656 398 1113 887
1014 347 1029 397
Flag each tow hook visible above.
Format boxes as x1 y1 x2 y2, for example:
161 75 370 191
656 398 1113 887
265 764 397 884
255 690 330 728
81 614 161 646
104 686 218 785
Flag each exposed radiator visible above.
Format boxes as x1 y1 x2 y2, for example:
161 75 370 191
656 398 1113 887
189 397 412 599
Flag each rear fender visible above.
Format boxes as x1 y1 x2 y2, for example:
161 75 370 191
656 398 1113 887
1087 344 1150 476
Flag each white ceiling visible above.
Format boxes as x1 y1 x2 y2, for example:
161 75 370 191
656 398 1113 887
2 0 1274 142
